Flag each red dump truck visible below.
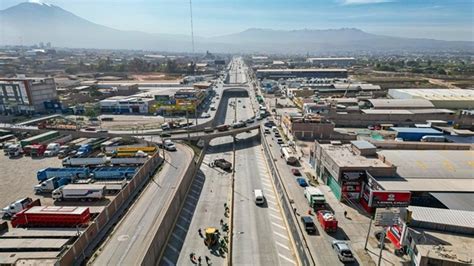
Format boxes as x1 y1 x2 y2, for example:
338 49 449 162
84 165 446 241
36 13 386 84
11 206 91 228
317 210 338 233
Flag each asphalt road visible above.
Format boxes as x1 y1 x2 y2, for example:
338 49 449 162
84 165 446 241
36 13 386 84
90 143 194 266
232 96 297 266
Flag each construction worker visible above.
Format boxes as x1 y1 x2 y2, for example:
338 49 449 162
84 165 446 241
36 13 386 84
198 256 202 265
344 211 348 218
205 256 211 264
198 228 203 238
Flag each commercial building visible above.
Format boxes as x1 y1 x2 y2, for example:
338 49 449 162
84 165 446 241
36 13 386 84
99 96 155 114
151 88 206 115
389 127 444 141
256 68 348 80
306 57 355 67
0 77 58 114
310 140 474 210
388 89 474 109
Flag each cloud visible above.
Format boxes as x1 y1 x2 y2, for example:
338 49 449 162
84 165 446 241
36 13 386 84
340 0 393 5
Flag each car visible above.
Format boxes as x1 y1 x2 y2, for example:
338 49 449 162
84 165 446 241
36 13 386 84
97 129 108 133
264 121 276 128
204 127 214 133
276 138 284 144
332 241 356 262
246 118 255 124
274 132 281 138
216 124 230 131
202 113 211 118
242 105 246 108
164 140 177 151
367 125 375 130
160 133 171 138
210 158 232 171
296 178 308 187
301 216 316 234
84 127 96 131
291 169 301 176
256 115 263 121
232 121 246 128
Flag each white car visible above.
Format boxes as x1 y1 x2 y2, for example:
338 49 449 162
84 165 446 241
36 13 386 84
202 113 211 118
164 140 177 151
332 241 355 262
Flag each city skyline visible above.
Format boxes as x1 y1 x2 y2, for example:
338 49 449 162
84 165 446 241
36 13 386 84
0 0 473 41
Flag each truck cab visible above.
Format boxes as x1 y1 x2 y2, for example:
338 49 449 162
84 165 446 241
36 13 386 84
44 143 60 157
1 197 33 218
8 144 22 158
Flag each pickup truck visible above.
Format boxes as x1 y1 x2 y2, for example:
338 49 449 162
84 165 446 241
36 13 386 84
210 158 232 171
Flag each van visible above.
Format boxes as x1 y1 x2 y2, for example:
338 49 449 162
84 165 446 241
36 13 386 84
254 189 265 205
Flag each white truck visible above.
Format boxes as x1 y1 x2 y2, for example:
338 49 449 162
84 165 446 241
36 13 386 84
44 143 61 157
52 184 106 201
8 144 22 157
281 147 298 165
1 197 33 217
62 156 110 167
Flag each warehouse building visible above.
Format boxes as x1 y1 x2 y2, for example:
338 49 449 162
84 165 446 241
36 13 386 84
99 96 155 114
256 68 348 80
306 57 355 67
389 127 444 141
0 77 58 114
309 140 474 211
388 89 474 109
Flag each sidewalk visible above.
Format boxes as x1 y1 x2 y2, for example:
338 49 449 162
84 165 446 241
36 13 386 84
298 150 410 266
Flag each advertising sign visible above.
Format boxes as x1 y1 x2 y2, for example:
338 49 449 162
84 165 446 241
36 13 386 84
374 208 400 226
369 191 411 208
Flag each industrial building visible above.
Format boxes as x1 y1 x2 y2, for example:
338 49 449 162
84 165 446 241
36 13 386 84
99 96 155 114
0 77 58 114
309 140 474 212
388 89 474 109
256 68 348 80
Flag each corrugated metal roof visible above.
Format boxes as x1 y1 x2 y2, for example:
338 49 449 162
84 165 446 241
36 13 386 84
369 99 434 108
430 193 474 212
389 127 442 134
408 206 474 229
351 140 376 150
362 109 413 115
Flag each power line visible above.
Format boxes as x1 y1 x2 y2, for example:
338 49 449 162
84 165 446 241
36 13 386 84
189 0 195 53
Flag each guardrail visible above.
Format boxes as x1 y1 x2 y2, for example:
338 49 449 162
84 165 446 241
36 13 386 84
260 126 315 266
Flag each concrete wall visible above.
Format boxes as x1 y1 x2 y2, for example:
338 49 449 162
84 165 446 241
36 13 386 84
326 112 456 127
141 144 206 265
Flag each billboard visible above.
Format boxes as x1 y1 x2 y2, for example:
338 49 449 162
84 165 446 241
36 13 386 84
369 191 411 208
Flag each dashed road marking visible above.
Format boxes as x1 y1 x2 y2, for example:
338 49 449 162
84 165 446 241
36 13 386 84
182 207 193 214
171 232 183 242
175 223 187 232
270 213 283 221
273 231 289 240
187 194 198 201
185 201 195 208
167 242 180 253
272 222 286 230
268 206 280 213
278 253 296 264
162 256 174 265
275 241 291 251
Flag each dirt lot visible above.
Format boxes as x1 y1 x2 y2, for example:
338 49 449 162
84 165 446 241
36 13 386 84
99 115 166 131
0 152 61 208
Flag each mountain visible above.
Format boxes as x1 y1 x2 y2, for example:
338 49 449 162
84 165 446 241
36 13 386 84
0 2 472 54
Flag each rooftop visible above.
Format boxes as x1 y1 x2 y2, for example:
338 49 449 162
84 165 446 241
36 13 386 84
389 88 474 101
408 206 474 230
256 68 347 73
368 99 434 109
320 143 392 169
389 127 443 134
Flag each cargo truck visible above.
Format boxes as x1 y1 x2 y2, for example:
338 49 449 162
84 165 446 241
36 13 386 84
44 143 61 157
30 144 46 157
280 147 298 165
37 167 90 182
52 184 106 201
317 210 338 233
116 146 156 154
11 206 91 228
20 131 60 147
76 144 93 157
304 187 326 209
34 176 73 194
92 167 137 180
62 156 110 167
110 155 148 166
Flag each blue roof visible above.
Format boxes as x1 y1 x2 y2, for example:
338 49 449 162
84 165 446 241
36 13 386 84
389 127 442 134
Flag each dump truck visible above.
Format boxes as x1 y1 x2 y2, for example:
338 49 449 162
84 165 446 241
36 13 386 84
11 206 91 228
37 167 90 182
317 210 338 233
52 184 106 201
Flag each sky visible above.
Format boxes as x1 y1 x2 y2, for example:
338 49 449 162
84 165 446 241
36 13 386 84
1 0 473 41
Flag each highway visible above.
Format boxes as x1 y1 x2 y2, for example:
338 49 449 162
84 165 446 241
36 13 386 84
90 143 194 265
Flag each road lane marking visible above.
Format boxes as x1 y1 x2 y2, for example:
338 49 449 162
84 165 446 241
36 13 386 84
268 206 280 212
272 222 287 230
167 242 180 253
278 253 296 264
275 241 291 250
171 232 183 242
179 215 191 223
187 194 198 201
262 182 273 188
273 231 289 240
265 193 276 199
182 207 193 214
162 256 174 265
270 213 283 221
175 223 187 232
185 201 195 208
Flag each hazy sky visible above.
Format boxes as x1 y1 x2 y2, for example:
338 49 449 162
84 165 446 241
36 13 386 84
1 0 473 41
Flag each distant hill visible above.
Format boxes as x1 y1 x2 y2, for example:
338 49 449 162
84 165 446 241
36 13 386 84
0 2 472 54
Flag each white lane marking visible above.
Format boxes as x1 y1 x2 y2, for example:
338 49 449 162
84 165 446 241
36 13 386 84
162 256 174 265
272 222 287 230
171 232 183 242
275 241 291 251
270 213 283 221
266 198 276 205
273 231 289 240
262 182 273 188
179 215 191 223
265 193 276 199
182 207 193 214
167 242 180 253
187 194 198 201
185 201 195 208
268 206 280 212
175 223 187 232
278 253 296 264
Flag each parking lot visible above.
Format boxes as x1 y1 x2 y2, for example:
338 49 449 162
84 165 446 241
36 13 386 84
0 152 61 208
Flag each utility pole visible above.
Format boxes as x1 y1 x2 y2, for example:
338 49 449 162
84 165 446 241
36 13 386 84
189 0 195 53
186 108 190 142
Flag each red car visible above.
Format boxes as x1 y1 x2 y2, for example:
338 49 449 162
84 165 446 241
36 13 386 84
291 168 301 176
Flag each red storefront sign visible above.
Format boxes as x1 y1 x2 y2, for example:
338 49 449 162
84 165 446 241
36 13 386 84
369 191 411 208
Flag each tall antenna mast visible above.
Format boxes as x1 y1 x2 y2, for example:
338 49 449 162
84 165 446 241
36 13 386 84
189 0 195 53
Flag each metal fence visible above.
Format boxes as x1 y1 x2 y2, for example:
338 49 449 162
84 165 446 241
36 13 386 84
261 128 315 266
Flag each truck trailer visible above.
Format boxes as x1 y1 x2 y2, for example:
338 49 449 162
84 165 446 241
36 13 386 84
92 167 137 180
62 156 110 167
11 206 91 228
37 167 90 182
20 131 60 147
52 184 106 201
110 155 148 166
